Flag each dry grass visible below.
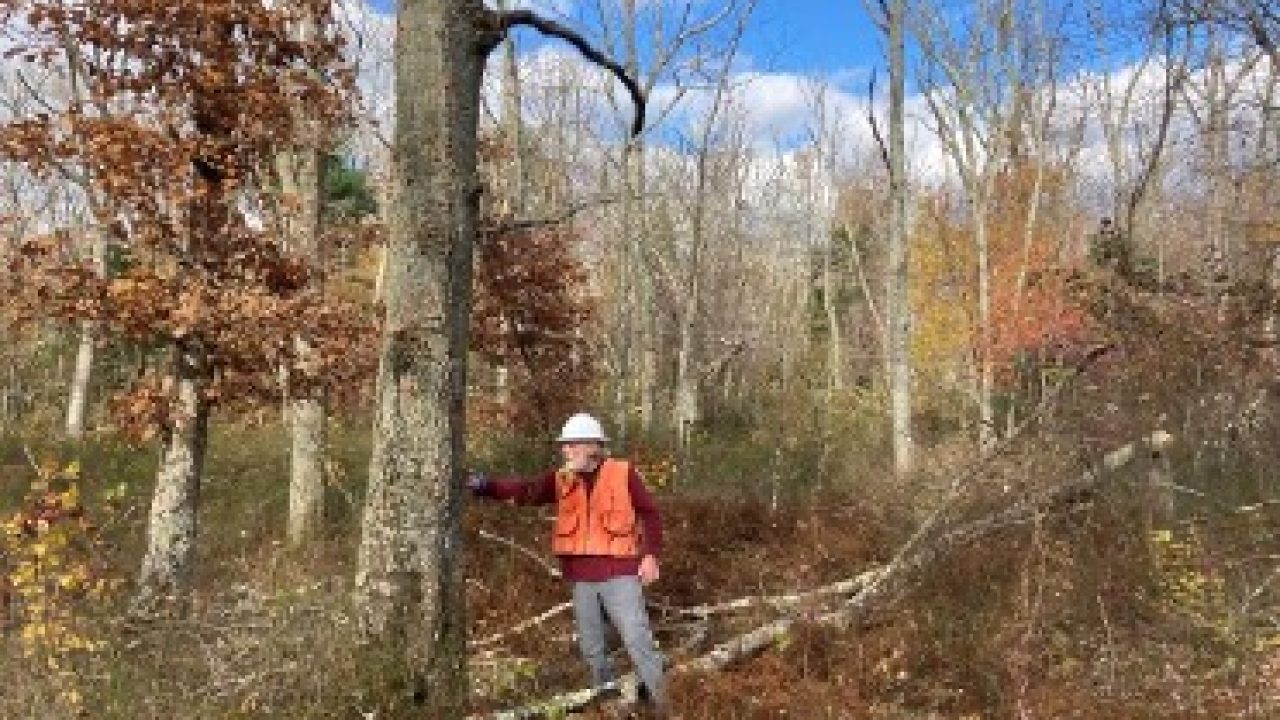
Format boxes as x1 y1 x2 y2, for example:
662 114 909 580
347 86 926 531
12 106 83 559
3 412 1280 718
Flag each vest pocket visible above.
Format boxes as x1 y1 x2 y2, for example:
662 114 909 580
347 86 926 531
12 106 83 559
554 511 580 537
602 510 635 536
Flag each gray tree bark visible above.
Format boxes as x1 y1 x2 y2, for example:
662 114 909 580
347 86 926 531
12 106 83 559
353 1 483 712
277 135 327 549
134 345 210 613
354 3 641 708
287 352 326 546
499 0 527 217
672 3 753 447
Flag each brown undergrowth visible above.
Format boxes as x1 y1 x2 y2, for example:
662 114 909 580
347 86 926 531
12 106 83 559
3 421 1279 718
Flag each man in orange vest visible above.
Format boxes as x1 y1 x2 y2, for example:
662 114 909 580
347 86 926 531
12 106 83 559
469 412 668 716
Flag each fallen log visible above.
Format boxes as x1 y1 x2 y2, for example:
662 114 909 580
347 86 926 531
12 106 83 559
670 572 881 619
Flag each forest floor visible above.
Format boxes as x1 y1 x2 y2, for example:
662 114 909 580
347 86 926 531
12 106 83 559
2 419 1279 718
466 483 1280 719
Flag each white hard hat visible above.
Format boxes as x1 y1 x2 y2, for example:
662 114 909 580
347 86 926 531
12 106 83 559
556 413 608 443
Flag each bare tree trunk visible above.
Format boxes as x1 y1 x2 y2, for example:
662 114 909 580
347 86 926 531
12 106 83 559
494 0 525 416
134 345 210 613
58 35 106 442
886 0 913 475
64 319 94 439
500 0 527 217
672 2 753 447
975 205 995 451
65 211 108 440
673 155 706 449
630 145 657 438
822 231 841 466
354 1 483 710
674 268 700 447
277 140 327 548
288 366 326 545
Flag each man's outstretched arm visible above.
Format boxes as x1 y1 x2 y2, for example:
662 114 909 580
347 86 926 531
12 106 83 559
471 470 557 505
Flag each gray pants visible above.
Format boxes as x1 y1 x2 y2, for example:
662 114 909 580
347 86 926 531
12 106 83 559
572 576 666 707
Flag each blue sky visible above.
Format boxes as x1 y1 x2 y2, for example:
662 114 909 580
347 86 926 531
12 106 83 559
723 0 883 80
352 0 1169 172
365 0 885 86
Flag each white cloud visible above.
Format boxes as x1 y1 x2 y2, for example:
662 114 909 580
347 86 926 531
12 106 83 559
341 0 1277 249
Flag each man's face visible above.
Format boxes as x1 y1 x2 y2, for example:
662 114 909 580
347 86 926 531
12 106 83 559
560 441 602 471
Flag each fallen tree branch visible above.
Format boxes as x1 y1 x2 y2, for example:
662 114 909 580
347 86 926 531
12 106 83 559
471 601 573 649
473 573 812 651
670 571 881 619
476 529 562 579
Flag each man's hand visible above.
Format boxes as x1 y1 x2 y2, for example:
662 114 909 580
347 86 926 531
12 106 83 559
466 472 489 494
638 555 660 586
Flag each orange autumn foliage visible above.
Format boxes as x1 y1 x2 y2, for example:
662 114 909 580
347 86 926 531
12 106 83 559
984 165 1093 377
0 0 376 438
912 165 1093 385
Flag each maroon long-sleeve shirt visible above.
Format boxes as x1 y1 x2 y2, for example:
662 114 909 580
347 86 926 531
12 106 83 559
479 462 663 582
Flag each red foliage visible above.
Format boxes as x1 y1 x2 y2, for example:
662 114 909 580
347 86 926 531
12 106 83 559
982 166 1096 380
471 221 599 432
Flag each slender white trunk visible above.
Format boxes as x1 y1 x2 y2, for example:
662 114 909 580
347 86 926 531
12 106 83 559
492 0 524 419
631 155 657 436
975 205 995 452
824 240 843 393
674 289 699 448
886 0 912 475
639 337 657 433
65 320 94 439
288 356 326 545
65 227 106 439
275 8 327 545
822 239 840 467
500 0 526 217
279 146 326 546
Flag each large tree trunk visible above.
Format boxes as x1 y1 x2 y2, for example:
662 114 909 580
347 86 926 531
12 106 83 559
134 345 210 613
353 0 483 712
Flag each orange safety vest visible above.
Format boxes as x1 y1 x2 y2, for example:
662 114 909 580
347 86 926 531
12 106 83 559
551 459 641 557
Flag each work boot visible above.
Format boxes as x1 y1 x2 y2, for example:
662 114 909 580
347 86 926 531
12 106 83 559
636 683 669 719
594 680 623 703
